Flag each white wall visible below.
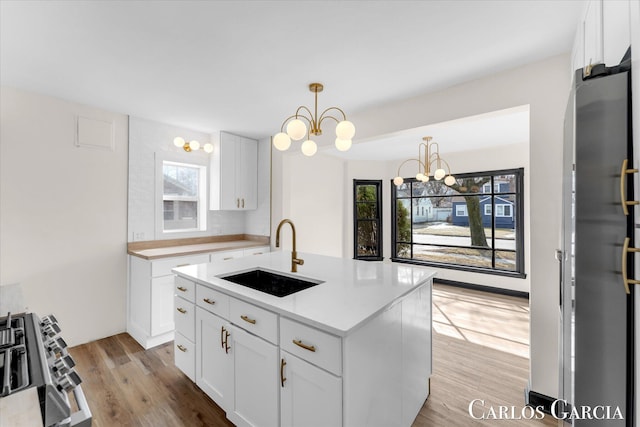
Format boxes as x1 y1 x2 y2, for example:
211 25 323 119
0 86 128 346
273 53 569 399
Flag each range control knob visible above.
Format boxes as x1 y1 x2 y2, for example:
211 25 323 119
41 315 58 327
42 323 61 338
56 370 82 393
45 337 67 356
52 355 76 377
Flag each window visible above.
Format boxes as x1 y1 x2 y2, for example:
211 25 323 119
392 168 524 277
162 160 207 232
354 180 383 261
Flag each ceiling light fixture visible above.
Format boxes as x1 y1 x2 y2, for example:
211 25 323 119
393 136 456 186
173 137 214 154
273 83 355 156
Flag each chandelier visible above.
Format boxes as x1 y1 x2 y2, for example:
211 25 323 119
173 137 214 154
393 136 456 186
273 83 355 156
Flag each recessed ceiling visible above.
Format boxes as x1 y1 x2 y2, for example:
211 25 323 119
0 1 584 141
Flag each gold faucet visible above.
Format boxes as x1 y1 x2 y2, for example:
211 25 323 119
275 219 304 272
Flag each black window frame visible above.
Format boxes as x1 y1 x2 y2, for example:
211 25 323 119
391 167 525 278
353 179 383 261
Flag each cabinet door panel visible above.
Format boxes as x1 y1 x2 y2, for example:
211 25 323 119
195 307 233 409
150 275 175 336
174 332 195 381
280 351 342 427
228 325 279 427
240 138 257 210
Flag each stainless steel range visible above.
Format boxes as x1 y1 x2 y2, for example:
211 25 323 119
0 312 91 427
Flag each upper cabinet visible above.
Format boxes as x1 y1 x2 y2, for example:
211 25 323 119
572 0 631 78
210 131 258 211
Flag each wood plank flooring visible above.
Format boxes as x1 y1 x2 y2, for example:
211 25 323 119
69 283 558 426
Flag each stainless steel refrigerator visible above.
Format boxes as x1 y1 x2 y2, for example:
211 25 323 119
559 54 634 426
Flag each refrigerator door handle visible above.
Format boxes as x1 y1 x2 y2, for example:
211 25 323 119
621 237 640 294
556 249 564 307
620 159 639 215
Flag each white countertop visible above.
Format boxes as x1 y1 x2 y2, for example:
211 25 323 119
173 251 436 336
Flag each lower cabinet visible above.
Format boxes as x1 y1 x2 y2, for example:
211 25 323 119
196 306 279 427
280 351 342 427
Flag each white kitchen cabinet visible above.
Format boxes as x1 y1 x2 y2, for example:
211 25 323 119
572 0 631 78
174 331 196 381
227 324 279 427
195 306 233 407
128 252 208 349
195 288 279 427
210 131 258 211
280 351 342 427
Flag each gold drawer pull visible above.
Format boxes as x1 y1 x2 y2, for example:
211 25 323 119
622 237 640 294
176 307 187 314
620 159 640 215
242 198 245 208
223 257 233 261
176 263 190 267
241 315 256 325
293 339 316 352
280 358 287 387
252 252 263 256
177 286 188 292
203 298 215 305
177 344 187 352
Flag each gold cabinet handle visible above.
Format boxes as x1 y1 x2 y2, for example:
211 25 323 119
293 339 316 352
203 298 215 305
280 358 287 387
242 198 245 208
622 237 640 294
237 198 240 208
176 307 187 314
240 315 256 325
223 257 233 261
177 286 187 292
177 344 187 352
176 263 190 267
220 326 226 349
620 159 639 215
224 330 231 354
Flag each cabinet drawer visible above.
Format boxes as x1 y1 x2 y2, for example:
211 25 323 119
152 253 209 277
174 332 195 382
196 285 230 319
175 276 196 303
243 246 270 257
174 296 195 341
210 249 245 263
230 298 278 344
280 317 342 376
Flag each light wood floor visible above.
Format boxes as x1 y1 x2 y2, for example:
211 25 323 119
69 283 558 426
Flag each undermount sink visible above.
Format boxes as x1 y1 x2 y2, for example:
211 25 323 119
219 268 324 297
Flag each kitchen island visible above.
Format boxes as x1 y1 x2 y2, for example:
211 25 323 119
172 251 435 427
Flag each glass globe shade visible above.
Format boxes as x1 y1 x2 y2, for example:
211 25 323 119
190 140 200 151
286 119 307 141
416 173 425 181
423 175 430 182
301 139 317 157
444 175 456 186
335 138 352 151
434 168 446 180
273 132 292 151
393 176 404 186
203 143 214 154
173 137 185 147
336 120 355 140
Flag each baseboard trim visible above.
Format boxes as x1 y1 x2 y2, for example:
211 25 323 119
524 388 556 415
434 278 529 299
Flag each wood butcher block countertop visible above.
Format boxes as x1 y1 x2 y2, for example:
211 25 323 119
127 234 270 260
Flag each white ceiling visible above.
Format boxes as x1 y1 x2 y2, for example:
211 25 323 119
0 1 583 152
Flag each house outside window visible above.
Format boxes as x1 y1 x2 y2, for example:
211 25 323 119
162 160 207 232
353 180 383 261
392 168 524 277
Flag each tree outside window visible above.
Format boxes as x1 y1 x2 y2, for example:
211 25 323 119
354 180 383 261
